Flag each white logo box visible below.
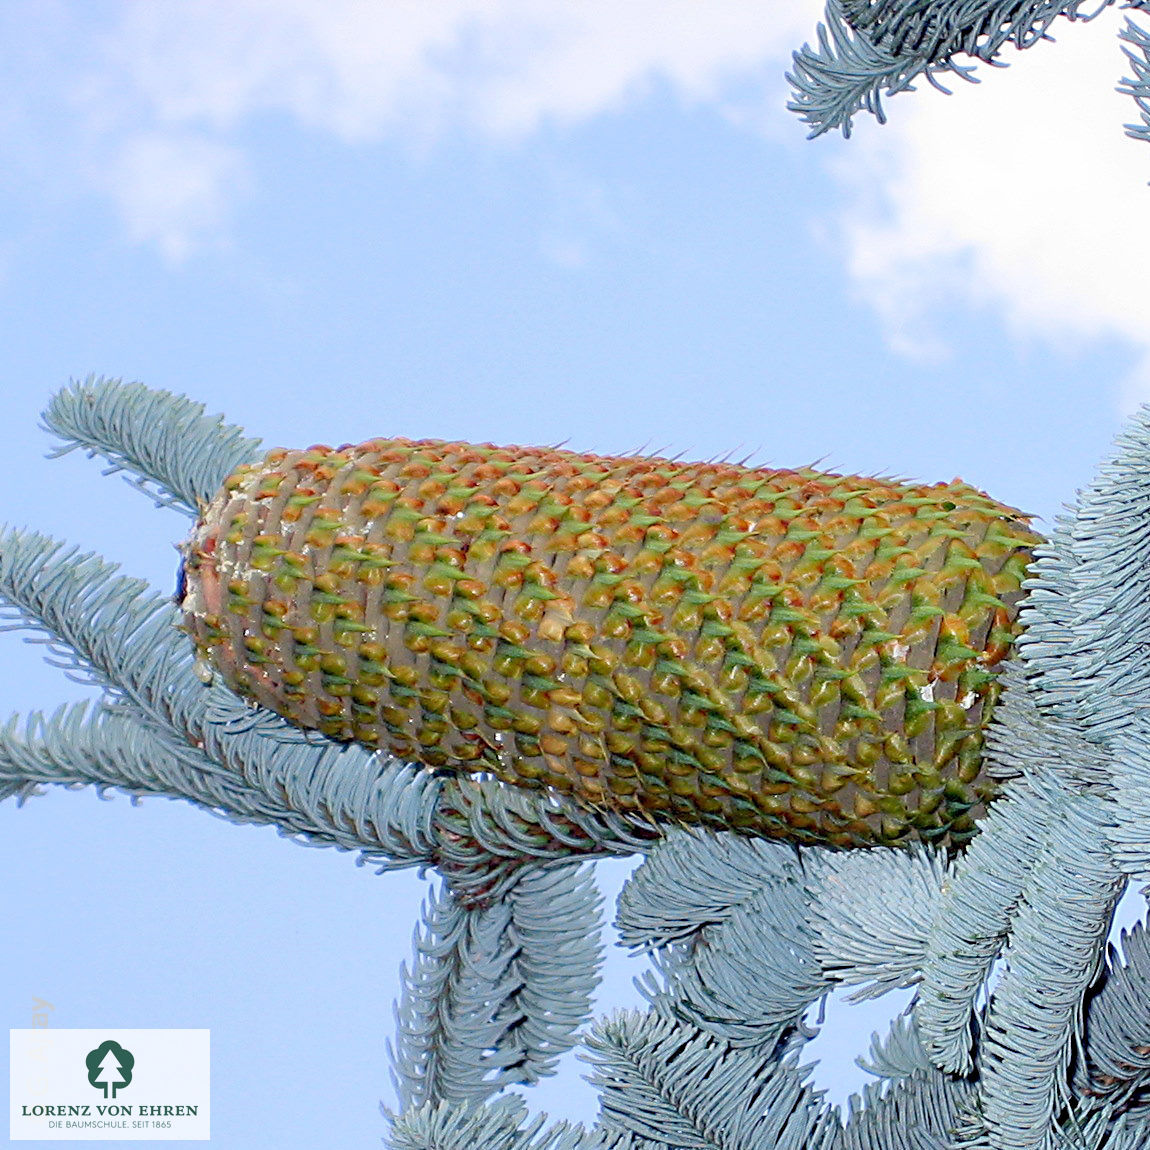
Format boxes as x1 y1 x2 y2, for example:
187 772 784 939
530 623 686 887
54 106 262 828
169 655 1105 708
10 1029 209 1141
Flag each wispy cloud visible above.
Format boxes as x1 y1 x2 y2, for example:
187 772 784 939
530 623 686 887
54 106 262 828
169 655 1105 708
32 0 815 260
93 1 815 139
93 132 249 262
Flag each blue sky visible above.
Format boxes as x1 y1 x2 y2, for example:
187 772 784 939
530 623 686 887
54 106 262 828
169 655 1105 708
2 2 1149 1146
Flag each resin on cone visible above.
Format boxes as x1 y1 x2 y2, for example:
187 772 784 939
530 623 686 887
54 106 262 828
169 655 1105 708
180 438 1041 848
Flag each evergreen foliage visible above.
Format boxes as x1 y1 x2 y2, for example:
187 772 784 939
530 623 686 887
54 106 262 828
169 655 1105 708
1078 923 1150 1112
1118 18 1150 142
788 0 1140 139
582 1010 838 1149
619 831 826 1049
390 864 604 1110
805 843 947 1003
42 374 264 515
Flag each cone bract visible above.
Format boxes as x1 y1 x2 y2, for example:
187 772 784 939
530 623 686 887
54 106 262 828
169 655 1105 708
181 438 1041 848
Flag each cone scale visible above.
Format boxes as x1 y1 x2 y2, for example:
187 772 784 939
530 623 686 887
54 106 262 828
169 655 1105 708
180 438 1041 849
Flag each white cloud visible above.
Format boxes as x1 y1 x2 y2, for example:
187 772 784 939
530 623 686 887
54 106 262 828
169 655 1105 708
827 9 1150 402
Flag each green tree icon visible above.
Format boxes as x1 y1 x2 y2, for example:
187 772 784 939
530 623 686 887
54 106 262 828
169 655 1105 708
85 1040 134 1099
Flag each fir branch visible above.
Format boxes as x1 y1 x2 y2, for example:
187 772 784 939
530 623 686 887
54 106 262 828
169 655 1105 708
385 1094 622 1150
1017 403 1150 750
0 700 254 809
1013 514 1093 727
842 0 1113 65
837 1010 974 1149
0 528 192 727
582 1010 838 1150
838 1068 974 1150
0 693 442 870
789 0 1115 138
857 1013 941 1081
390 865 603 1111
1099 724 1150 880
909 765 1047 1077
508 864 605 1078
1019 1105 1150 1150
636 898 822 1051
976 780 1124 1150
41 376 263 516
1091 1111 1150 1150
1077 923 1150 1113
787 0 968 138
1118 18 1150 143
390 885 522 1110
806 845 950 1002
615 829 802 949
432 775 659 907
622 830 824 1049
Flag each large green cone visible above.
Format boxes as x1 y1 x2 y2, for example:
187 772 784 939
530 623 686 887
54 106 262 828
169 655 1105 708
180 438 1041 848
